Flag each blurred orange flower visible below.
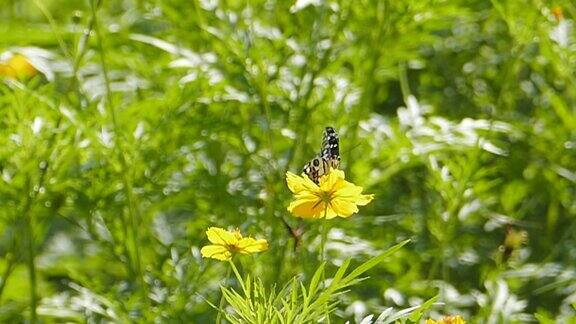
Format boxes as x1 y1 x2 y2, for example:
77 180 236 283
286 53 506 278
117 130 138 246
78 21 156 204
0 54 38 79
426 315 466 324
552 7 563 21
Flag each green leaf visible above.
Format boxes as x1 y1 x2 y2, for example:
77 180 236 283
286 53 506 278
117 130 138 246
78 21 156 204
308 261 325 297
408 295 440 322
342 239 410 285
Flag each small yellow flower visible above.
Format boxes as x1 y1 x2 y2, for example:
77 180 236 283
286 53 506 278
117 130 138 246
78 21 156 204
286 169 374 219
504 227 527 250
200 227 268 261
426 315 466 324
0 54 38 79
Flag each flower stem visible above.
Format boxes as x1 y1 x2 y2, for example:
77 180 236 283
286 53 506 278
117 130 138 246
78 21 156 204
320 218 330 323
216 263 233 323
320 224 327 262
91 0 149 305
20 176 38 324
319 207 329 261
24 206 38 324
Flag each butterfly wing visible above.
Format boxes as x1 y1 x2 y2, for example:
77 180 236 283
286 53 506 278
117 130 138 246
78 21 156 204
321 127 340 169
303 127 341 183
303 157 329 184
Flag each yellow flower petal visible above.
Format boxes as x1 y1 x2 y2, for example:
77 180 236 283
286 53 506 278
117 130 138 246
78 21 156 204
356 193 374 205
323 205 338 219
319 168 343 188
334 182 363 197
334 182 375 207
330 199 359 217
200 245 232 261
425 315 466 324
288 197 325 219
286 171 318 194
237 238 268 254
206 227 239 245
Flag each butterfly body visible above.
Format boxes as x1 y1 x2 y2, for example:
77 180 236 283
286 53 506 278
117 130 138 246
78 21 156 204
303 127 341 183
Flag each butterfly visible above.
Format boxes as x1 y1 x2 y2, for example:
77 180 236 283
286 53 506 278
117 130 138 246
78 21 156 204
303 127 341 183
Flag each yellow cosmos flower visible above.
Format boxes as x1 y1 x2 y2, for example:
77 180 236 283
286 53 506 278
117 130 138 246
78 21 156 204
426 315 466 324
286 169 374 219
200 227 268 261
0 54 38 79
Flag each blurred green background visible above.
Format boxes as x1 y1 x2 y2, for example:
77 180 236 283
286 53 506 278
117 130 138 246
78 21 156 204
0 0 575 322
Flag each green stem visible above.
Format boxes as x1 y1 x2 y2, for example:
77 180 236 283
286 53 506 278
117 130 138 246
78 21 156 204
0 249 16 301
216 262 234 323
398 61 411 102
32 0 72 60
319 217 330 323
22 181 38 324
320 222 328 262
91 0 148 304
319 207 329 262
228 260 244 288
25 216 37 324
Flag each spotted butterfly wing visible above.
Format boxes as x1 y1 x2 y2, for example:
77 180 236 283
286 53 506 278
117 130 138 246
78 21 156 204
302 157 330 184
303 126 341 183
321 127 341 169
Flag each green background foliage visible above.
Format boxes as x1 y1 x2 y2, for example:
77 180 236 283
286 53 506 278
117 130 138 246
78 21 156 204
0 0 575 322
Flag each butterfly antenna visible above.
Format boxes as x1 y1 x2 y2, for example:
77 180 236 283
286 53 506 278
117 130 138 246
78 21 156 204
343 142 363 154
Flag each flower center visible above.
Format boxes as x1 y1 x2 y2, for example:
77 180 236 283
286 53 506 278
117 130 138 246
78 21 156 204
226 244 240 252
319 190 333 203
